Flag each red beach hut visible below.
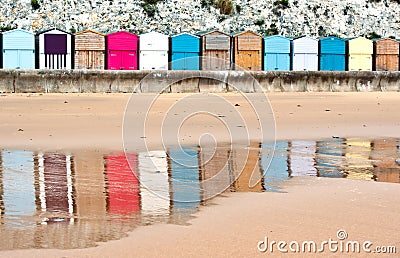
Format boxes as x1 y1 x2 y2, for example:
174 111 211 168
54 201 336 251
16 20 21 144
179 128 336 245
105 154 140 216
106 31 138 70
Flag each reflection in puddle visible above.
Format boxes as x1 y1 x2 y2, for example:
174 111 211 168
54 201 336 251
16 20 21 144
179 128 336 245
0 137 400 250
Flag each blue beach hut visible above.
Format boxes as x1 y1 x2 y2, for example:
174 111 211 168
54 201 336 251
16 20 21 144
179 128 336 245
2 29 35 69
171 33 200 70
168 146 201 214
319 36 346 71
263 35 291 71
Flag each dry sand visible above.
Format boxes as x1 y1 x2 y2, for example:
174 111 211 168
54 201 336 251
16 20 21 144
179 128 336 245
0 92 400 257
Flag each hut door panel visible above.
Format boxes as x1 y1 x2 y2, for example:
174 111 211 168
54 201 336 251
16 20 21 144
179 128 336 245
376 54 398 71
265 53 277 70
203 50 230 70
19 50 34 69
3 50 19 69
45 54 67 69
184 52 199 70
349 55 372 71
236 50 261 70
122 51 137 70
304 54 318 71
108 50 122 70
293 53 305 71
171 52 186 70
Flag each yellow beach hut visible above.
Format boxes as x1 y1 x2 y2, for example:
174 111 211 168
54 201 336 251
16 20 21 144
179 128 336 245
347 37 373 71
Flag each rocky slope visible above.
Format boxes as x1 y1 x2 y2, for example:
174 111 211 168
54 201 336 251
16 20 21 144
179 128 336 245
0 0 399 37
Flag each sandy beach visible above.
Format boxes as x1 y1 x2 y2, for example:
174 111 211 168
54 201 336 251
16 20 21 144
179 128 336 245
0 92 400 257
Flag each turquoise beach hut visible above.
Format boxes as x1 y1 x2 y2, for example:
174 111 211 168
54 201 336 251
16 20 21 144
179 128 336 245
2 29 35 69
171 33 200 70
319 36 346 71
263 35 291 71
168 146 200 214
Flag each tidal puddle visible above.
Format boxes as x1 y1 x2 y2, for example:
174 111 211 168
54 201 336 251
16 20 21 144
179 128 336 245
0 137 399 250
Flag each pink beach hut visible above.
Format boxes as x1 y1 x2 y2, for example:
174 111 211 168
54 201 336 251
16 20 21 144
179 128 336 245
106 31 138 70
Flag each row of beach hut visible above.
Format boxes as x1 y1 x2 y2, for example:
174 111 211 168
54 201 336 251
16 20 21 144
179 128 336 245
1 28 399 71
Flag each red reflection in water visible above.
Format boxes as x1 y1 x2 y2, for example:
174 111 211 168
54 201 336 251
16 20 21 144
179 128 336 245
105 154 140 216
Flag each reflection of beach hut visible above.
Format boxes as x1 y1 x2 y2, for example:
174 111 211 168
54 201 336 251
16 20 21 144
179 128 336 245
232 30 262 71
263 35 291 71
288 141 317 176
261 142 288 191
374 38 399 71
169 146 200 214
171 33 200 70
105 154 139 216
138 151 170 217
347 37 373 71
231 142 263 192
1 150 36 227
38 28 73 69
74 151 107 219
38 152 74 223
291 36 319 71
106 31 138 70
199 144 233 201
370 139 400 183
74 30 105 70
343 138 374 180
197 30 231 70
319 36 346 71
139 31 169 70
316 138 344 178
2 29 35 69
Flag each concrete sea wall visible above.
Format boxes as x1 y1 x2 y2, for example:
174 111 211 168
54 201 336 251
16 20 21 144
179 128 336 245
0 69 399 93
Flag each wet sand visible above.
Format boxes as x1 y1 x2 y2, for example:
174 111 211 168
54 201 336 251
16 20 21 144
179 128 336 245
1 92 400 257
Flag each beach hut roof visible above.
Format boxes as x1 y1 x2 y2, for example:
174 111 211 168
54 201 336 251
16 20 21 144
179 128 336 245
196 30 230 37
2 28 34 35
231 30 262 37
171 32 200 39
292 35 317 41
36 27 72 35
319 36 345 41
264 35 289 40
75 29 105 36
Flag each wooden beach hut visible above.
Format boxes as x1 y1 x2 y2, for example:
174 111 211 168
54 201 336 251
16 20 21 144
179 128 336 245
106 31 138 70
261 141 288 191
38 28 73 69
1 150 36 227
171 33 200 70
74 151 107 220
374 38 399 71
105 154 140 216
2 29 35 69
319 36 346 71
263 35 291 71
198 144 232 201
139 31 169 70
347 37 373 71
291 36 319 71
370 139 400 183
74 30 105 70
138 151 170 217
231 30 262 71
168 146 200 214
231 142 263 192
197 30 231 70
288 141 317 176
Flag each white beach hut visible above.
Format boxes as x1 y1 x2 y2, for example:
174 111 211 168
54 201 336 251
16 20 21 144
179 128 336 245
139 31 169 70
291 36 319 71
